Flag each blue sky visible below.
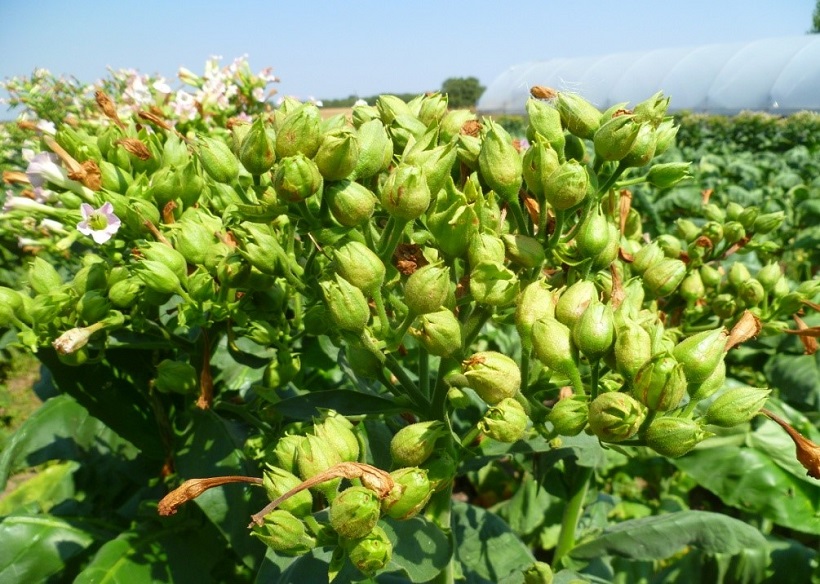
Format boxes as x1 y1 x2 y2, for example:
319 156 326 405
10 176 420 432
0 0 815 103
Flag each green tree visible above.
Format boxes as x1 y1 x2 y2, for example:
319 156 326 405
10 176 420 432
812 0 820 33
440 77 485 109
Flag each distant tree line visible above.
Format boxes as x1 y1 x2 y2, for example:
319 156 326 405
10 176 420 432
321 77 485 109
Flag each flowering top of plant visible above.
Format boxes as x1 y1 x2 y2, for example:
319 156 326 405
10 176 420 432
76 202 120 244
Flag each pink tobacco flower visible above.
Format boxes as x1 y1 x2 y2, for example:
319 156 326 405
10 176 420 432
77 202 121 244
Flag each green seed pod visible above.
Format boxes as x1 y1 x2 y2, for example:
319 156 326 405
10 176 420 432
753 211 785 234
172 214 221 266
675 219 700 243
479 397 529 442
526 97 565 154
631 242 664 275
197 136 239 184
478 120 523 201
543 160 589 211
556 92 601 139
314 127 359 181
325 180 376 227
272 154 323 203
463 351 522 404
701 220 724 245
405 140 459 197
154 359 198 395
390 114 427 151
645 417 710 458
587 392 646 442
701 203 726 223
555 280 598 329
251 509 316 556
522 135 560 199
346 340 384 379
613 318 652 382
688 358 725 402
275 103 323 158
314 413 360 463
772 276 791 299
139 241 188 283
680 271 706 304
468 232 506 267
418 92 448 125
439 109 477 143
376 94 413 124
334 241 385 294
643 258 686 297
646 162 691 189
262 466 313 517
712 294 738 319
411 309 462 357
134 260 183 295
380 164 431 221
699 264 722 289
576 205 611 258
239 117 276 175
654 118 679 156
296 434 342 500
270 434 304 475
655 234 682 258
632 353 687 411
722 221 746 246
757 263 782 291
672 328 728 385
381 467 434 520
426 178 479 258
515 280 556 347
621 122 657 168
345 525 393 577
572 302 615 361
28 257 63 295
705 387 771 427
76 290 110 323
532 317 582 390
99 159 132 193
421 450 458 493
235 223 283 275
548 397 589 436
352 119 393 180
320 275 371 333
738 206 759 230
456 135 481 170
523 561 555 584
738 278 765 306
594 114 640 161
390 421 447 467
107 277 142 308
404 263 451 315
330 486 381 539
591 224 621 271
502 234 545 269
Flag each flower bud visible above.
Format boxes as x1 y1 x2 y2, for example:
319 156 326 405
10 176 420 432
502 234 545 269
314 127 359 181
594 114 640 161
613 318 652 381
478 120 523 201
645 417 710 458
296 434 342 499
753 211 785 234
622 123 657 168
334 241 385 294
29 256 63 295
575 205 611 258
543 160 589 211
572 302 615 361
262 466 313 516
526 97 565 154
325 180 376 227
643 258 686 297
522 135 560 199
646 162 691 189
404 263 450 315
588 392 646 442
738 279 765 306
515 280 556 346
352 119 393 179
329 486 381 539
251 509 316 556
480 397 529 442
270 434 303 475
381 467 434 520
275 103 323 158
272 154 323 203
197 136 239 184
555 280 598 329
556 92 601 139
632 353 687 411
468 232 506 267
672 328 728 385
314 413 360 463
320 275 371 333
688 358 725 402
463 351 521 404
548 397 589 436
705 387 770 427
532 318 582 390
380 164 431 221
345 525 393 577
390 421 447 467
239 117 276 175
412 309 462 357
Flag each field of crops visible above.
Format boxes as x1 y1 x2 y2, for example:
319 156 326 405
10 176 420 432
0 61 819 583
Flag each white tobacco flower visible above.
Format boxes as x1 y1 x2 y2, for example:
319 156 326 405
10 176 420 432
77 202 121 244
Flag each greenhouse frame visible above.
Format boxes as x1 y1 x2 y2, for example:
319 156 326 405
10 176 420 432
477 35 820 116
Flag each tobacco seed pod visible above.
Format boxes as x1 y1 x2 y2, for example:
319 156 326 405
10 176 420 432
757 263 782 291
270 434 305 475
515 280 556 347
272 154 323 203
548 397 588 436
468 232 506 267
381 467 434 520
463 351 522 404
643 258 686 297
738 279 765 306
645 162 691 189
320 275 370 333
345 525 393 577
523 561 554 584
705 387 771 427
543 160 589 211
502 234 545 269
672 328 728 385
239 117 276 175
532 317 582 390
390 421 447 467
314 413 360 463
556 92 601 139
404 264 451 315
380 164 431 221
613 318 652 382
352 119 393 180
522 135 560 198
275 103 323 158
687 358 725 402
155 359 198 395
411 309 462 357
334 241 385 295
587 392 646 442
315 127 359 181
572 302 615 361
621 122 657 168
576 205 611 258
555 280 598 329
296 434 342 500
478 120 523 201
262 466 313 517
29 257 63 295
593 114 640 161
251 509 316 556
631 242 664 275
632 353 687 411
645 417 710 458
197 136 239 184
479 397 529 443
324 180 376 227
526 97 565 154
329 486 381 539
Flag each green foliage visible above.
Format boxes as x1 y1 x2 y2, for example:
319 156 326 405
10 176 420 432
440 76 485 109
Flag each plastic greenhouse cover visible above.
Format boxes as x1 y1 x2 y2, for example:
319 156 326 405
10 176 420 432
477 35 820 115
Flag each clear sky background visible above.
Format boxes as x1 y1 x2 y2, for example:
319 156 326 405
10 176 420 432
0 0 816 103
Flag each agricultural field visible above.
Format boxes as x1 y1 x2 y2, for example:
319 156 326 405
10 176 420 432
0 60 819 583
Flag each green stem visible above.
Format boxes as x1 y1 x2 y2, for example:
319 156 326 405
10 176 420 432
461 306 492 349
418 347 430 399
508 197 529 235
359 331 429 410
379 217 408 262
372 289 390 338
520 346 531 395
377 216 396 255
428 474 455 584
545 209 566 250
431 357 461 421
596 161 629 196
639 409 658 436
461 425 482 448
552 464 593 568
590 359 601 399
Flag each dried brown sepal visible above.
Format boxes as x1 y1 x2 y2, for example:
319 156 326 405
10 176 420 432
558 386 575 400
248 462 394 526
137 109 172 131
162 200 178 225
786 315 818 355
117 138 152 160
619 189 632 234
722 236 751 259
726 310 762 351
802 300 820 312
143 220 173 247
761 409 820 480
196 329 213 410
522 192 540 225
44 135 82 174
95 90 126 129
530 86 558 100
461 119 482 137
3 170 29 184
158 475 263 516
394 243 427 276
701 188 714 205
609 263 625 309
68 160 102 191
618 247 635 263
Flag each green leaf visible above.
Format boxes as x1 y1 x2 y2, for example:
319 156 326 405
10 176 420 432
763 353 820 411
382 515 451 582
475 432 606 470
37 348 164 459
0 460 78 514
0 514 95 583
173 408 266 570
275 390 404 420
0 394 140 490
569 510 767 561
452 501 535 583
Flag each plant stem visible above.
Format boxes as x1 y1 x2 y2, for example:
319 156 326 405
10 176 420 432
428 475 455 584
590 359 601 400
419 347 430 399
545 209 566 250
379 217 408 262
552 464 593 568
508 197 530 235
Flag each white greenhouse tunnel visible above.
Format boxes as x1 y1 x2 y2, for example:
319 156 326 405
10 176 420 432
477 35 820 116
